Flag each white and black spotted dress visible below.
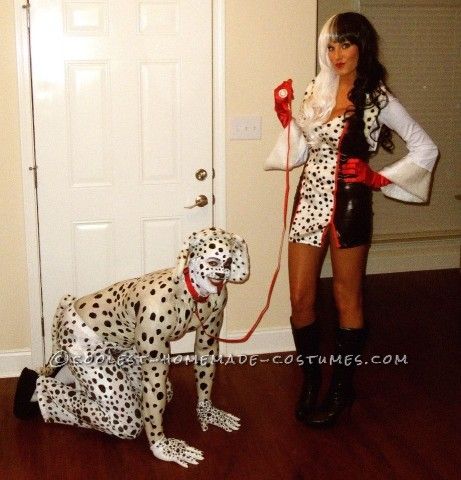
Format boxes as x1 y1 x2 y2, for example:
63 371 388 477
283 80 438 246
289 93 381 249
289 114 348 247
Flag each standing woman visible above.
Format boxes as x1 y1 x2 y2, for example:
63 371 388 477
271 12 438 427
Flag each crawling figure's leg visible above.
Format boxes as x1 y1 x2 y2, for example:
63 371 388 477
15 300 143 440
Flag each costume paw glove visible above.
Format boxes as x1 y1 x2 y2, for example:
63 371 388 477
197 399 240 432
340 158 391 190
151 437 204 468
274 79 294 128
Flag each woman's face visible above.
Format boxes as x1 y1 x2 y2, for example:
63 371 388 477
327 40 359 80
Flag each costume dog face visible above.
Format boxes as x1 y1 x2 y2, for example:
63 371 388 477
37 227 250 468
176 228 249 295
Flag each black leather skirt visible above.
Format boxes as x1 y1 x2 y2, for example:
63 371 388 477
333 181 373 248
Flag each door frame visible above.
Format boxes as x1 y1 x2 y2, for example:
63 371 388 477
14 0 227 366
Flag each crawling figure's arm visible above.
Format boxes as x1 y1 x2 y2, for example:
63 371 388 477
193 312 241 433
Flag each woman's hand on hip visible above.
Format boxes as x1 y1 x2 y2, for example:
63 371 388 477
339 158 391 190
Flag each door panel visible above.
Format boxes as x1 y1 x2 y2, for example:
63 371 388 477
30 0 213 356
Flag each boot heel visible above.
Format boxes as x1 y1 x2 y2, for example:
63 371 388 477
305 326 365 429
306 398 354 428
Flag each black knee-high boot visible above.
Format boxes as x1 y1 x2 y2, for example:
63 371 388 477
305 326 367 428
291 322 321 421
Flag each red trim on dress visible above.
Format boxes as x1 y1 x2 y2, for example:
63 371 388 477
320 121 349 248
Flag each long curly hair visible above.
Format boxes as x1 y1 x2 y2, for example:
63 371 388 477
298 12 394 157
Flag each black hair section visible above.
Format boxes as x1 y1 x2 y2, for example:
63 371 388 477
331 12 394 160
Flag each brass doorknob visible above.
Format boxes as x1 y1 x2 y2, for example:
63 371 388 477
195 169 208 181
184 194 208 209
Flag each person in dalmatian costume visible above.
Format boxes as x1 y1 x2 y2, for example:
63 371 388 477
14 228 250 468
269 13 438 427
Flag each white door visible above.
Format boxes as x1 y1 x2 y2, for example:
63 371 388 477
29 0 213 357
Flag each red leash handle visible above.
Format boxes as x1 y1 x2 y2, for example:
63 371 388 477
195 84 293 343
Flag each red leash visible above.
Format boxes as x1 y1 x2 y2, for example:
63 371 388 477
194 111 293 343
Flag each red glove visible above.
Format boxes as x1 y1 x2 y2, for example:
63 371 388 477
274 79 294 128
340 158 391 190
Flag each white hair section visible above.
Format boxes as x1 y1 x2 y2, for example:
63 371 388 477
297 14 341 147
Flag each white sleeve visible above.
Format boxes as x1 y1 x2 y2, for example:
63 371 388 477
263 119 308 171
378 94 438 203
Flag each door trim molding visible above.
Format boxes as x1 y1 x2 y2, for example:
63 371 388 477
15 0 228 365
213 0 226 231
212 0 230 352
14 0 44 366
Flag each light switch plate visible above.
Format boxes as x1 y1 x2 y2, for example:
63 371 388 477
230 115 262 140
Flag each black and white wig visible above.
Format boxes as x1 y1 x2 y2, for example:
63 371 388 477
298 12 394 156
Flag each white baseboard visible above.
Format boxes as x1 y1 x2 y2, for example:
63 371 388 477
222 234 460 357
18 233 460 364
320 234 460 277
0 349 32 378
368 235 460 273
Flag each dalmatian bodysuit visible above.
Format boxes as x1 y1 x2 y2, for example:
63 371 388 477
36 294 145 439
31 228 249 468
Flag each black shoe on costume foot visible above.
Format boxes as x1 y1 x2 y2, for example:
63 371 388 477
13 368 41 419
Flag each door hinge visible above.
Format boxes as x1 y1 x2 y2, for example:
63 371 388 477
40 315 45 339
29 165 38 189
22 2 31 29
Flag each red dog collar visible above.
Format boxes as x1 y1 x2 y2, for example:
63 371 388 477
183 267 209 303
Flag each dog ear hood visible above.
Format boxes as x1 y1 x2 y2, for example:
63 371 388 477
174 232 195 279
228 233 250 283
174 228 216 279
